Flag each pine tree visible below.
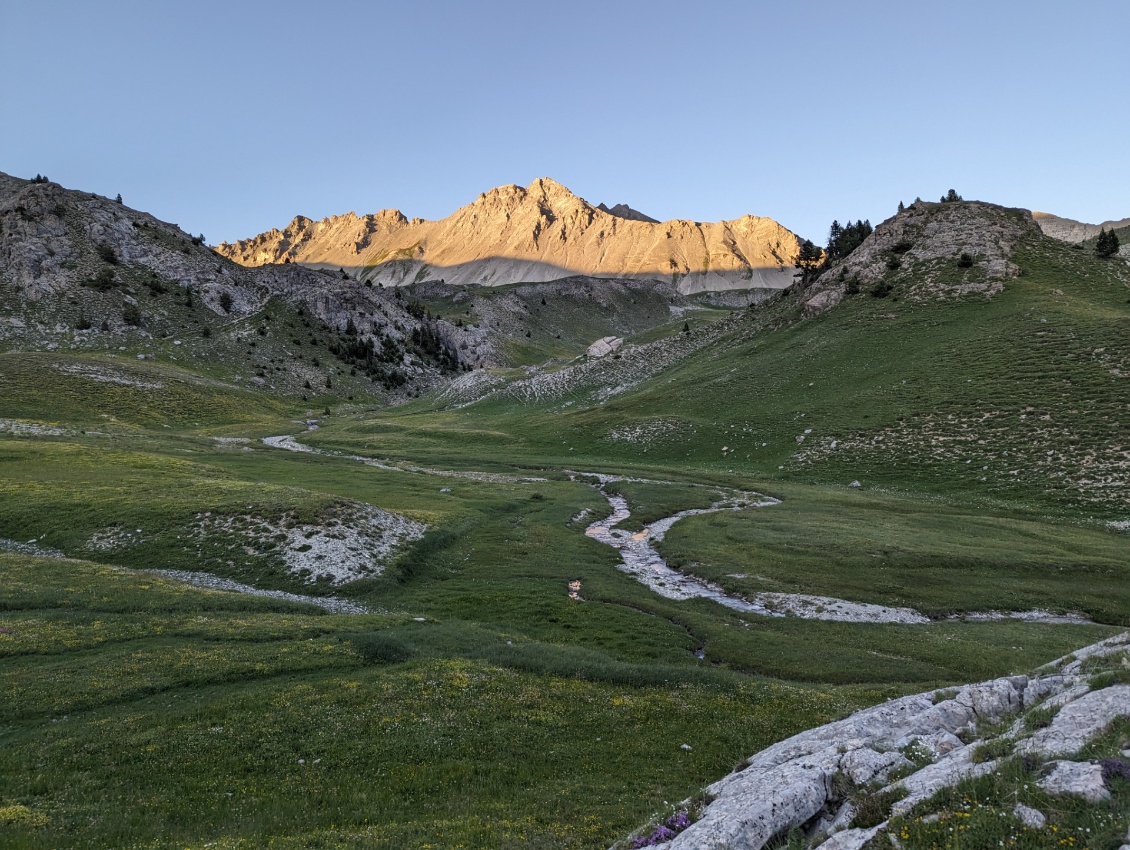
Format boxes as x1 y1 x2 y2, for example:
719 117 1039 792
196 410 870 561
898 201 905 213
795 240 823 286
1096 228 1121 258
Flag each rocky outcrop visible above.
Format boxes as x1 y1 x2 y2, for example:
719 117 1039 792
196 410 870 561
597 202 660 224
802 200 1043 313
1033 211 1130 243
621 632 1130 850
216 178 802 294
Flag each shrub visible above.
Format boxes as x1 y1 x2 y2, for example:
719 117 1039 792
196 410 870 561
885 256 902 271
351 633 415 664
201 326 212 338
870 281 894 298
96 243 118 264
75 314 92 331
891 240 913 254
122 304 142 326
219 291 233 313
958 252 974 268
85 268 117 291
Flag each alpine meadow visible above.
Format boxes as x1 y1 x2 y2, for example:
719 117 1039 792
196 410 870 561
1 165 1128 850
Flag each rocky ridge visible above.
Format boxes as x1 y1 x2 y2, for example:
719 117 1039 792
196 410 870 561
622 632 1130 850
1033 211 1130 244
798 200 1043 318
0 172 494 395
216 178 802 294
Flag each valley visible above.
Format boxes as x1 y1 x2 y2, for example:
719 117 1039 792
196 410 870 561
1 172 1128 849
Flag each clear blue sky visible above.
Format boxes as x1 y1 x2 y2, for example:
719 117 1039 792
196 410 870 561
3 0 1127 245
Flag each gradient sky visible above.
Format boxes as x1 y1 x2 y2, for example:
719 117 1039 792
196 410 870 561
3 0 1127 246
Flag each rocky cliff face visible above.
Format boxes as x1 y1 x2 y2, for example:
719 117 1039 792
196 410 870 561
1033 211 1130 243
216 178 802 294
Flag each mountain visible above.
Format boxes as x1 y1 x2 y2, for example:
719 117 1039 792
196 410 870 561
427 197 1130 519
0 171 480 399
1032 211 1130 244
596 201 659 223
216 178 802 294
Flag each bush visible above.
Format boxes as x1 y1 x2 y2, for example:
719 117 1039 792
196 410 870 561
85 268 117 291
958 252 974 268
201 326 212 338
890 240 913 254
219 291 233 313
351 632 415 664
122 304 142 326
96 243 118 264
871 281 894 298
885 256 902 271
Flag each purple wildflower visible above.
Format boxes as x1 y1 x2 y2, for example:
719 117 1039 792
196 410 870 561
1100 757 1130 784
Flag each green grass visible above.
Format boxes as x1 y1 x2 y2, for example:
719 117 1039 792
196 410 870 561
1 215 1128 847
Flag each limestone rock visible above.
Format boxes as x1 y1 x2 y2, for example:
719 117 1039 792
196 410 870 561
586 336 624 358
889 747 998 815
1032 211 1130 243
840 748 913 785
802 286 843 317
669 752 839 849
813 824 885 850
1012 803 1046 829
1038 760 1110 803
1018 685 1130 757
813 200 1041 301
216 177 803 295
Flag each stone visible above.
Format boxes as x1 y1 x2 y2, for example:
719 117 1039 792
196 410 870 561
1038 761 1110 803
802 287 843 318
1012 803 1046 829
814 824 884 850
670 752 840 849
889 747 997 815
1018 685 1130 757
840 747 914 785
586 336 623 358
849 480 862 488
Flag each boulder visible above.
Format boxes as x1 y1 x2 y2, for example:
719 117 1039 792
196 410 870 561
586 336 623 358
802 287 843 318
1038 760 1109 803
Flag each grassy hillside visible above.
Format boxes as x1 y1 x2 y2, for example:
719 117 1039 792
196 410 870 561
2 197 1128 848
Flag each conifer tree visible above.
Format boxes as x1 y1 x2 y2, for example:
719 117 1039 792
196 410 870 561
1096 228 1120 258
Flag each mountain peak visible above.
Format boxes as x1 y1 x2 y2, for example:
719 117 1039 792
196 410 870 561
218 178 803 293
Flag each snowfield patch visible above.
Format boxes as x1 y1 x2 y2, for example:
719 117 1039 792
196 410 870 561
188 502 425 585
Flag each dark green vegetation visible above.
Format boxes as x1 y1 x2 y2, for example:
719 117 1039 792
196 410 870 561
1 190 1128 848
